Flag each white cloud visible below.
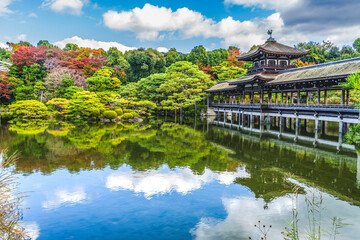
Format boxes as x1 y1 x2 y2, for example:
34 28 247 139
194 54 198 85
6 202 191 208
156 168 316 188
103 3 360 51
224 0 300 11
54 36 136 52
42 187 87 209
28 12 38 18
0 0 13 15
156 47 169 53
191 196 294 239
106 165 250 199
42 0 88 15
23 222 40 240
16 34 27 41
191 181 360 240
102 4 284 51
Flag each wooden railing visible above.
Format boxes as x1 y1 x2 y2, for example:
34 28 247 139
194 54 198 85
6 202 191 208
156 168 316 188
247 64 295 74
210 102 356 109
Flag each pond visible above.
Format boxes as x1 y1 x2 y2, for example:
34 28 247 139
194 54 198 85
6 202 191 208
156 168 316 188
1 119 360 240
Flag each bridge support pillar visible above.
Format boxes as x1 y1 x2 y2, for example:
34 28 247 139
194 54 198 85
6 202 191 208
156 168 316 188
250 113 254 131
314 117 321 146
260 113 265 133
338 121 345 150
266 115 271 131
279 116 285 138
295 117 300 142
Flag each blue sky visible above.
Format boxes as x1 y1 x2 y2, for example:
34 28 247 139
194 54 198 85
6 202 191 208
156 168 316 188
1 0 360 53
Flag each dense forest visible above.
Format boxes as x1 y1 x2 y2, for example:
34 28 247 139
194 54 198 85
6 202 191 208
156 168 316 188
0 38 360 123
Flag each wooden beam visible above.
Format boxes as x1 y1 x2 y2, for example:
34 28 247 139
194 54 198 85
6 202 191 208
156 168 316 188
297 90 300 105
285 92 288 105
290 92 294 104
324 90 327 105
317 88 321 104
342 89 345 105
346 90 350 104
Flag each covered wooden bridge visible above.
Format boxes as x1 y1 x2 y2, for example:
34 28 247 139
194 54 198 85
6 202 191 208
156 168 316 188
206 36 360 148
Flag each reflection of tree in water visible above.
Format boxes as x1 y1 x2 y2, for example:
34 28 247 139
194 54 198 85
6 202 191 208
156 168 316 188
123 123 234 173
2 121 240 176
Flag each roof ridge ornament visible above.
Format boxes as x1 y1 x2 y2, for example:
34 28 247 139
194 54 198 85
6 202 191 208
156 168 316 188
267 30 275 42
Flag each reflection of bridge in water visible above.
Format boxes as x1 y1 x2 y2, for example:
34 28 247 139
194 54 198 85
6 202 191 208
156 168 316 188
206 121 360 205
211 105 358 151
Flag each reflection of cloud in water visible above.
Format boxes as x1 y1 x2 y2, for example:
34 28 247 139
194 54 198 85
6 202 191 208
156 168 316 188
191 181 360 240
106 165 250 198
23 222 40 240
191 196 293 240
42 187 87 209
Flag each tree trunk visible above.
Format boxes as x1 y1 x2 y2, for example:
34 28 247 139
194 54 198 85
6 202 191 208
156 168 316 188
194 101 197 117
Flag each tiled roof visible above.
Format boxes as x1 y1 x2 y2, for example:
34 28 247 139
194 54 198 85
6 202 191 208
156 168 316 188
205 81 238 92
269 58 360 85
238 41 310 61
228 73 277 85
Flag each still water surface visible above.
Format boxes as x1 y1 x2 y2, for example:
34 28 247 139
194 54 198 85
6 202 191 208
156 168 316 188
1 119 360 239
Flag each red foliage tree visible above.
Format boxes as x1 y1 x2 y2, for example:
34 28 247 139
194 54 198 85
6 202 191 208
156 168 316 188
11 46 47 67
0 72 14 103
228 47 245 67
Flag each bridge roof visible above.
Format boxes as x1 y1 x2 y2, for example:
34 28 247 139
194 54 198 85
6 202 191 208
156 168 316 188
237 40 310 61
206 57 360 92
205 81 238 93
268 57 360 85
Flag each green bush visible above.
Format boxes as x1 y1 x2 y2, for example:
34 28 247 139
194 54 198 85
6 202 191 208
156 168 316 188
121 113 133 120
9 100 51 121
114 108 123 116
103 110 117 120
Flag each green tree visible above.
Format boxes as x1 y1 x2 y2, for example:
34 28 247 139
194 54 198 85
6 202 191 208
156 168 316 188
86 67 121 92
187 45 209 65
118 82 139 99
63 43 80 51
125 48 166 82
9 100 51 121
37 40 59 49
353 38 360 52
212 62 247 81
164 48 186 67
207 49 229 66
68 91 105 122
137 73 167 104
159 61 215 111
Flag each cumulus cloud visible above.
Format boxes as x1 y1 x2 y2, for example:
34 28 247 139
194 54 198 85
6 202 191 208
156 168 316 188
23 222 40 240
0 0 13 15
103 2 360 51
192 180 360 239
42 0 88 15
16 34 27 41
224 0 300 11
156 47 169 53
191 196 294 239
103 4 284 51
42 187 87 209
225 0 360 47
54 36 136 52
106 165 250 199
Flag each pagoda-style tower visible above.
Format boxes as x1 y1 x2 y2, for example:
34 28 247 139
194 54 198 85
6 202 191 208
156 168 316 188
237 31 310 75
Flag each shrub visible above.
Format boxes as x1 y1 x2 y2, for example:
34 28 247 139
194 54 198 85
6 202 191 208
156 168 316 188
68 91 105 122
9 100 51 121
121 113 133 120
114 108 123 116
103 110 117 120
